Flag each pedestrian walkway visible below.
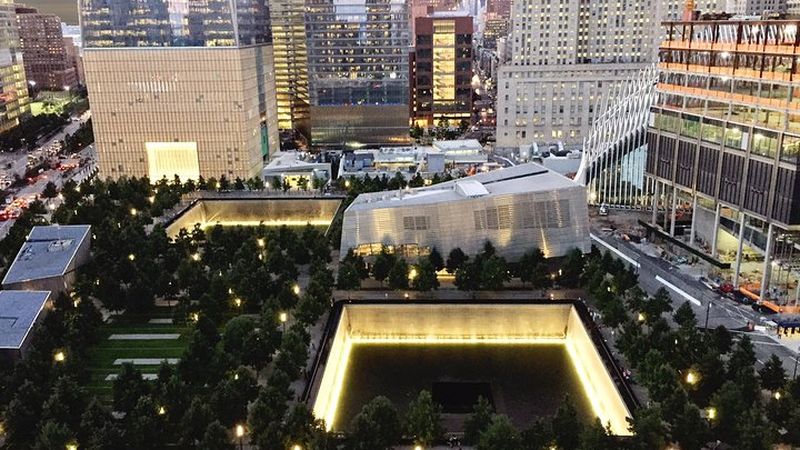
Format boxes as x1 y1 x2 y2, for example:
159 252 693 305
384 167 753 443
108 333 180 340
113 358 179 365
148 318 174 324
105 373 159 381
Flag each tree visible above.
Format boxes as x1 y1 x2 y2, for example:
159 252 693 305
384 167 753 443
644 288 674 324
480 256 510 290
446 247 468 273
387 258 409 290
551 396 582 450
412 258 439 291
477 415 521 450
113 363 149 414
404 390 443 446
428 247 445 272
559 248 585 288
519 248 551 290
200 421 235 450
222 316 257 363
32 420 73 450
709 325 733 354
271 177 282 190
372 248 396 285
626 406 667 450
759 354 787 392
42 181 58 198
578 419 615 450
463 396 493 445
455 260 481 291
348 396 402 450
337 261 361 289
297 176 310 191
673 301 697 329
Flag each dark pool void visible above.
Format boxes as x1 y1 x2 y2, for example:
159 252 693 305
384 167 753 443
334 343 595 431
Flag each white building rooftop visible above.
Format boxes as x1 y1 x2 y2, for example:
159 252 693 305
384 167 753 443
347 163 579 212
0 290 50 349
2 225 91 285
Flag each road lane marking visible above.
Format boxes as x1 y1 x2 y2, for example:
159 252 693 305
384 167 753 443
655 275 702 306
589 233 641 268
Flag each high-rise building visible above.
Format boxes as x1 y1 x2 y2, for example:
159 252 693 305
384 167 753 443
305 0 411 148
495 0 732 150
63 37 84 86
270 0 310 136
0 0 30 133
80 0 279 181
412 13 473 127
646 18 800 302
15 6 77 91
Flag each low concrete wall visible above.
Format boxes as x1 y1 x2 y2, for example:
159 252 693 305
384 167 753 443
309 302 632 435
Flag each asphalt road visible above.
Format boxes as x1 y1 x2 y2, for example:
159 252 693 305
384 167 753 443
592 226 800 372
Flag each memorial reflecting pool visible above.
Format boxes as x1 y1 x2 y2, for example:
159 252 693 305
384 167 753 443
335 343 595 430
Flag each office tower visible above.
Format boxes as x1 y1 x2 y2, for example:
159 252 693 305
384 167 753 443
305 0 411 148
63 37 84 86
15 6 77 91
495 0 658 148
411 13 473 127
270 0 310 136
80 0 279 181
647 19 800 301
482 14 508 49
0 0 30 133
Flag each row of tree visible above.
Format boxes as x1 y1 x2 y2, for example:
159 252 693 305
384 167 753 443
336 242 588 292
582 247 793 449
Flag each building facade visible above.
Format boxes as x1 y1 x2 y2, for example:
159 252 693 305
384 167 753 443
80 0 279 181
63 37 84 85
270 0 310 136
305 0 411 148
0 0 29 133
495 0 731 150
340 163 590 260
646 19 800 303
15 6 77 91
412 14 473 127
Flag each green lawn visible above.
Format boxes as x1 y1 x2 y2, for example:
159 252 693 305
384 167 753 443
85 310 189 398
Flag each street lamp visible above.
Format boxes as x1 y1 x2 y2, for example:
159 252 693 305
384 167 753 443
638 312 646 323
234 298 242 308
130 207 137 216
408 267 418 281
685 371 698 385
774 391 782 400
191 253 200 261
706 407 717 420
53 350 66 363
413 446 423 450
65 442 78 450
292 445 303 450
257 238 265 248
292 284 301 296
191 312 200 323
279 311 288 331
157 405 166 416
128 253 135 261
235 424 245 450
704 302 712 331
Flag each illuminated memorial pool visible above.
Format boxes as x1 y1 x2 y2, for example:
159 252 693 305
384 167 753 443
306 301 635 435
163 194 343 237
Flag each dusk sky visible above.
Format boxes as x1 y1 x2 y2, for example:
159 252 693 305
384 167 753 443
20 0 79 24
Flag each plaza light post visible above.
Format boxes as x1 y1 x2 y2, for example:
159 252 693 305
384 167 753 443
235 424 245 450
704 302 712 331
279 311 288 332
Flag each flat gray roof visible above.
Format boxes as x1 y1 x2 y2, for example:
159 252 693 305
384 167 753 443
2 225 90 285
0 290 50 349
347 163 581 212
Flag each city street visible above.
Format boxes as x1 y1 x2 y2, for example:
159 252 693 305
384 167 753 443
0 111 95 240
591 225 800 372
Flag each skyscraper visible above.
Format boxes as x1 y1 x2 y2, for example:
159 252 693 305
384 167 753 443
270 0 311 136
305 0 411 148
15 6 77 91
80 0 279 181
0 0 29 133
412 13 473 127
